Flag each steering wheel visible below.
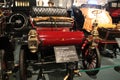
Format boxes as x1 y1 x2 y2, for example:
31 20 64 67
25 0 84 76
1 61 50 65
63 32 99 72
92 10 102 15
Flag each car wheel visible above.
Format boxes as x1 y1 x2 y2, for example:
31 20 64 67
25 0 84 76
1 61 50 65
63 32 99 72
82 46 101 76
19 49 27 80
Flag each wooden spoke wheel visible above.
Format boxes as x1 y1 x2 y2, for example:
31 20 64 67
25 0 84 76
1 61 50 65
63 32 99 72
82 47 101 76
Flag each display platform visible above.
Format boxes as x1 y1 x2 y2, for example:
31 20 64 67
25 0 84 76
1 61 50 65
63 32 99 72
7 54 120 80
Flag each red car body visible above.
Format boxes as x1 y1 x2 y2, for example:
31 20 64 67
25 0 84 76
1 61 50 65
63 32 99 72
36 27 85 46
29 6 85 47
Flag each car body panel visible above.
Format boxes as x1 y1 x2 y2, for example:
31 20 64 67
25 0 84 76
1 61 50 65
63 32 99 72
36 27 85 46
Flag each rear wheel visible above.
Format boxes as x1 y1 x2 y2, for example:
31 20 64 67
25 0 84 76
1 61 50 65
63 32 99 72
19 49 27 80
82 47 101 76
0 49 9 80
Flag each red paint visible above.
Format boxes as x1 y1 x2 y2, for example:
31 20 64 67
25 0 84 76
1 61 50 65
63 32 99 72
110 8 120 17
36 27 85 46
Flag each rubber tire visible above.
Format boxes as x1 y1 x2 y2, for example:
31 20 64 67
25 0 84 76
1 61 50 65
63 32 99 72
0 49 9 80
19 49 27 80
82 46 101 76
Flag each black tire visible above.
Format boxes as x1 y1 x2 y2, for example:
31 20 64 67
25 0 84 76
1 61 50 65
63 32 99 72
9 12 28 30
82 46 101 76
19 49 27 80
0 49 9 80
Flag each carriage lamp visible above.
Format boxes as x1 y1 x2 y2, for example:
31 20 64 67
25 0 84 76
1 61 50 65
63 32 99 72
28 29 39 53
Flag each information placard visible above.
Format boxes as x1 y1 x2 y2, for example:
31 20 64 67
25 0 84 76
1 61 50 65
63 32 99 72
54 45 78 63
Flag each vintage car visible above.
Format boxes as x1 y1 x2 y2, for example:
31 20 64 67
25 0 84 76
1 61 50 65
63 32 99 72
15 6 100 80
0 2 101 80
79 4 120 58
80 4 116 32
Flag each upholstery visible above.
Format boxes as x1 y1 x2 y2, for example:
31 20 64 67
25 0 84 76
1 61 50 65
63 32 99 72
31 6 67 17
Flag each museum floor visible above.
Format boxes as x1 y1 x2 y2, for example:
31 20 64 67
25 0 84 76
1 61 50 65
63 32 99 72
8 53 120 80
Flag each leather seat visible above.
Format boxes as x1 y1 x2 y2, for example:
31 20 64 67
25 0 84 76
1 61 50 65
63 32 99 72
30 6 67 17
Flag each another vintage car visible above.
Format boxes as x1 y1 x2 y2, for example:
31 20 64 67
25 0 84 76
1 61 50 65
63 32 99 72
79 4 120 58
80 4 116 32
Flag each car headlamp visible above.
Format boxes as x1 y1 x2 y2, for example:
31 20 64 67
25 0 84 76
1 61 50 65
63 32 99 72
28 29 39 53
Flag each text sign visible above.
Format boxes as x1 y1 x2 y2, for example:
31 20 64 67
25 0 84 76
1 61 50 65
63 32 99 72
54 46 78 63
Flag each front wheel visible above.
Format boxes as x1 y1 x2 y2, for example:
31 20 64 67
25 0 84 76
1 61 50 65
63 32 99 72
82 47 101 76
19 49 27 80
